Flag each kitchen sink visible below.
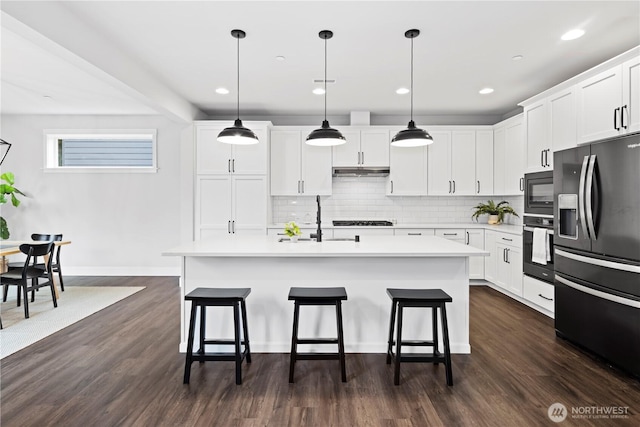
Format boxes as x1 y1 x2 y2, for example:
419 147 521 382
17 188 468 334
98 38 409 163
277 237 357 242
277 238 313 242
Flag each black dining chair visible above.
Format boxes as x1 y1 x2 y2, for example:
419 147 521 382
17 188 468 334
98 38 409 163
0 242 57 319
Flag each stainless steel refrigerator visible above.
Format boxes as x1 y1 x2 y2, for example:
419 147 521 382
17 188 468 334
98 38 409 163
554 132 640 378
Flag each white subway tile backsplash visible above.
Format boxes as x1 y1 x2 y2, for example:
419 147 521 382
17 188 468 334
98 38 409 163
272 177 524 226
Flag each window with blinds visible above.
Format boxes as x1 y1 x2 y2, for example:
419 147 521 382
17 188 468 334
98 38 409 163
45 130 157 172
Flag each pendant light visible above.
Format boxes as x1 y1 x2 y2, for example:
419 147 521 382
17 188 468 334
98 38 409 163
306 30 346 146
0 139 11 165
217 29 259 145
391 29 433 148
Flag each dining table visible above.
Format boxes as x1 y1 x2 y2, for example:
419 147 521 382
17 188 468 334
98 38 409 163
0 240 71 299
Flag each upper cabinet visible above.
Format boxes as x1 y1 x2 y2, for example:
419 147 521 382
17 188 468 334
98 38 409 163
475 130 494 195
195 122 268 175
333 128 390 167
493 115 525 195
576 56 640 144
270 128 332 196
387 140 428 195
524 100 550 172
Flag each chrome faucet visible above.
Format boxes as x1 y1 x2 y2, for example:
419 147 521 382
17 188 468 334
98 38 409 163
310 194 322 242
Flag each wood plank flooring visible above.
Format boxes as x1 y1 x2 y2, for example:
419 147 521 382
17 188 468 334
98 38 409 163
1 277 638 426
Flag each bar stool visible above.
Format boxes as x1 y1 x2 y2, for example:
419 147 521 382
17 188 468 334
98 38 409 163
288 287 347 383
386 288 453 386
183 287 251 385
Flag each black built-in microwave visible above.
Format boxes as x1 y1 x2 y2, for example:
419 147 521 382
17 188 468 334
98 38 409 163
524 171 554 216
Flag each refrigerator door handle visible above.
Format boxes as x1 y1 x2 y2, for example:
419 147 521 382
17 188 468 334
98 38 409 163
554 248 640 273
585 154 597 240
555 275 640 309
578 155 590 239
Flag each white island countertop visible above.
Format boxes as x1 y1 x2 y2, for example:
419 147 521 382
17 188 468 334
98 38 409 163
163 235 489 258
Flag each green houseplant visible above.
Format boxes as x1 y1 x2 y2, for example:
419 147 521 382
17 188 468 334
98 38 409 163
284 221 302 241
471 200 519 225
0 172 25 239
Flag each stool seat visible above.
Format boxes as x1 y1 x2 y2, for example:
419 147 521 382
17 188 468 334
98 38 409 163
183 287 251 385
386 288 453 386
288 286 348 383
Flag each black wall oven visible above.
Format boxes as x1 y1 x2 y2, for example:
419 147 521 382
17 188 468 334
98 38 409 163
524 171 554 216
523 216 554 284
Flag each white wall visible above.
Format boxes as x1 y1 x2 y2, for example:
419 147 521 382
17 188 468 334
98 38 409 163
0 114 189 275
273 177 524 225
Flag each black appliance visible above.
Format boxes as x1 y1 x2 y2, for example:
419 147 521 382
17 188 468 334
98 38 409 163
553 132 640 378
524 171 554 216
523 215 554 284
332 220 393 226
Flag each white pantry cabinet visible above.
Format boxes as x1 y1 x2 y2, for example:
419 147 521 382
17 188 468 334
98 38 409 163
196 175 267 239
387 143 428 195
270 128 332 196
195 121 268 175
493 115 525 195
576 56 640 144
333 128 390 167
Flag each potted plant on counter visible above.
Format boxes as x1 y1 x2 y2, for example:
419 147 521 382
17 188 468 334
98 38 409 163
471 200 519 225
284 221 302 242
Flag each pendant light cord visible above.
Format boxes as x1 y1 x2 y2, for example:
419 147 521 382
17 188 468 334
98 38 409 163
324 36 328 122
236 34 240 121
410 36 414 122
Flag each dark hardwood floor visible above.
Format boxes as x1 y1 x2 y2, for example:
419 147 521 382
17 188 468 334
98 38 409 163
1 277 638 426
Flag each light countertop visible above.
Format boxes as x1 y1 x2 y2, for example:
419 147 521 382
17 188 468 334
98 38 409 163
267 223 523 235
163 235 489 258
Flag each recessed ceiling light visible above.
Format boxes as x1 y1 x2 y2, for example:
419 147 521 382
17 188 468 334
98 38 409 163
312 88 325 95
215 87 229 95
479 88 494 95
396 87 410 95
561 29 585 41
275 56 286 61
512 55 524 61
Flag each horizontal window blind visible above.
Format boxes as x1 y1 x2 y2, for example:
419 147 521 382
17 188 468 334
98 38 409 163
59 139 153 167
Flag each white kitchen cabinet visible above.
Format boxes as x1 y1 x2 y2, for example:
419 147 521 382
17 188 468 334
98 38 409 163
465 229 485 280
484 230 497 283
333 128 390 167
475 131 494 195
548 87 577 153
394 228 435 236
196 175 267 239
493 115 525 195
576 56 640 144
426 131 453 195
524 100 551 172
195 121 268 175
270 129 332 196
332 228 394 238
387 144 427 195
523 275 555 315
451 131 477 195
494 233 523 296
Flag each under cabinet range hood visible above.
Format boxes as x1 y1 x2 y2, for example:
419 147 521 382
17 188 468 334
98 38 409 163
332 166 390 177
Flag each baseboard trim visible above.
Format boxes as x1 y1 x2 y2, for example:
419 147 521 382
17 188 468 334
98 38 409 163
64 267 180 276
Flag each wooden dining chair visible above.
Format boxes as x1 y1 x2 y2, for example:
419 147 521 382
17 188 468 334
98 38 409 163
0 242 57 319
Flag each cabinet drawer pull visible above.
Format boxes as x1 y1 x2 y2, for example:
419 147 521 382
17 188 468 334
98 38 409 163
232 159 235 172
408 233 422 236
228 159 231 173
621 105 628 129
452 180 456 193
443 233 458 236
501 237 513 241
361 151 365 164
614 107 620 131
466 231 469 245
301 180 304 193
541 150 544 167
477 180 480 194
538 294 553 301
390 180 394 194
448 181 452 193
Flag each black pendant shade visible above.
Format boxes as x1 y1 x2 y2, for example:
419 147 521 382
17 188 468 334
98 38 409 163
391 29 433 148
0 139 12 165
306 30 346 147
218 29 259 145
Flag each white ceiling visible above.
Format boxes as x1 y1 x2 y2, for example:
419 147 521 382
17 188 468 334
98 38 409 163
1 1 639 124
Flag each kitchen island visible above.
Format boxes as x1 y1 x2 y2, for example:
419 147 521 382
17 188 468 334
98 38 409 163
163 235 487 354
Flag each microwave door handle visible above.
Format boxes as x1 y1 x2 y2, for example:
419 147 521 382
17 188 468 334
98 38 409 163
585 154 597 240
578 155 590 239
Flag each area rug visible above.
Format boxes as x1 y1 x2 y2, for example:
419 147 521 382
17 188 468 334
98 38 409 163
0 286 144 359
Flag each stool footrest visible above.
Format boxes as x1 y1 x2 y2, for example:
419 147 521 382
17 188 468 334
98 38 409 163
390 340 436 347
296 338 339 345
296 352 341 361
190 350 249 363
202 339 248 346
388 351 445 364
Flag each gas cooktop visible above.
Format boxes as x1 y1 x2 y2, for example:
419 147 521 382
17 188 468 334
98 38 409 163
332 220 394 226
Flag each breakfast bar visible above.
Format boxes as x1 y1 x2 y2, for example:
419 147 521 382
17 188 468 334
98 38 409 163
163 235 488 354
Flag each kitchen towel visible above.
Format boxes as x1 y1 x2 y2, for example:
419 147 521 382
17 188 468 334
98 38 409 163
532 228 550 265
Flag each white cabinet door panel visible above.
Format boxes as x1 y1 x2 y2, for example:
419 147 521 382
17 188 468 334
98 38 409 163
332 130 361 167
427 131 452 195
549 88 577 153
451 131 476 195
196 176 232 239
525 101 548 172
493 127 506 195
623 56 640 134
576 65 623 144
196 125 232 174
505 120 525 194
360 129 390 166
475 131 494 195
302 142 333 195
270 130 302 196
232 127 268 174
233 176 267 232
388 146 427 195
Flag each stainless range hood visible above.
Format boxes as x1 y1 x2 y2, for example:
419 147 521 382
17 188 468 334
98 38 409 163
332 166 390 177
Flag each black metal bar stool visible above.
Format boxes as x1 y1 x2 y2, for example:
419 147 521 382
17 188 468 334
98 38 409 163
386 288 453 386
288 287 348 383
183 287 251 385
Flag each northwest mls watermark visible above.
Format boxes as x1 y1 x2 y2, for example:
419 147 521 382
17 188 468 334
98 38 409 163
548 402 631 423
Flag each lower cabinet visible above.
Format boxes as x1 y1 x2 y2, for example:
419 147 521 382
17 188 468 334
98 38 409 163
394 228 435 236
333 228 394 238
523 275 555 314
494 233 523 296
